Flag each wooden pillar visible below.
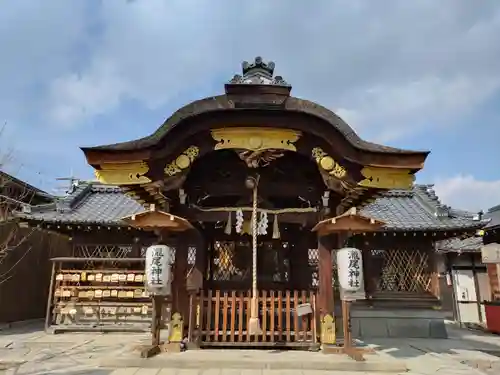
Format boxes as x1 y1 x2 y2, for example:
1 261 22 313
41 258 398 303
173 245 189 306
152 295 163 346
193 230 207 290
132 242 142 258
187 229 206 347
317 235 334 316
360 247 377 299
290 230 311 290
44 260 57 332
429 249 440 299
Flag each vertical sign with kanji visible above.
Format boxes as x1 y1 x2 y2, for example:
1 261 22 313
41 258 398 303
145 245 173 295
337 248 364 293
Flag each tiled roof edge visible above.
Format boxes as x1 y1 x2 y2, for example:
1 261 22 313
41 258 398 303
435 236 483 253
378 189 414 198
0 170 52 198
68 184 93 209
90 185 123 194
488 204 500 213
12 202 57 218
412 185 450 218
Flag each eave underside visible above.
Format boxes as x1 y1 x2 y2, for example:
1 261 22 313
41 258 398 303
21 217 483 244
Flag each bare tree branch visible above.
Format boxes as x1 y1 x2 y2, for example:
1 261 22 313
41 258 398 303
0 122 40 281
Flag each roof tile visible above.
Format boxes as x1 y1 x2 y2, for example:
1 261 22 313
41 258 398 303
435 236 483 253
17 183 144 225
361 185 487 231
16 182 487 231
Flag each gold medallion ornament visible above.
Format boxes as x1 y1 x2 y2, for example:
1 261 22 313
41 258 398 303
312 147 347 179
164 146 200 177
248 136 264 149
211 127 302 152
175 154 190 169
320 156 335 170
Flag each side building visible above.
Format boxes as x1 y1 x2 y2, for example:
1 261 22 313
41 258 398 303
16 181 486 339
435 205 500 331
481 205 500 333
0 171 70 324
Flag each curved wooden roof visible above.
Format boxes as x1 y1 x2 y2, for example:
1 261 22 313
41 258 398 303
81 57 429 171
82 95 426 156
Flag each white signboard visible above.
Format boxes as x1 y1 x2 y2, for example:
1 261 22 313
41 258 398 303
481 243 500 264
145 245 174 295
336 247 364 292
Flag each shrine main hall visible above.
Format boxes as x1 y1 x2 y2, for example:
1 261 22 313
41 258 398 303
17 57 486 347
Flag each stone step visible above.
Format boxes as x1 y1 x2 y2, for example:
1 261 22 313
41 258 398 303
100 349 407 373
106 370 399 375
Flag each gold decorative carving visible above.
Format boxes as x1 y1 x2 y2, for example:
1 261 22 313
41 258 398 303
312 147 347 179
95 162 151 185
175 154 190 169
320 314 336 345
238 149 285 168
211 127 302 152
169 312 183 342
164 146 200 177
358 166 415 189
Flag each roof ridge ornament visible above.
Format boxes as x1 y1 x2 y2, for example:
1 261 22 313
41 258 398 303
243 56 274 77
422 185 451 217
228 56 290 87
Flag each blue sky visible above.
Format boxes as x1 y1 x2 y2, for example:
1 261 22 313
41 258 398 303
1 0 499 211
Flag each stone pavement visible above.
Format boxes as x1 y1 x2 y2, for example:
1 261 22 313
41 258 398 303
1 321 500 375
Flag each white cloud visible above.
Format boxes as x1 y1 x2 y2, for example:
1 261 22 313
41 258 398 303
433 175 500 212
336 75 500 142
41 0 500 140
49 59 127 126
0 1 88 123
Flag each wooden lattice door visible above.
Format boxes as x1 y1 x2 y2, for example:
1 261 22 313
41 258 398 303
196 236 317 347
207 239 292 290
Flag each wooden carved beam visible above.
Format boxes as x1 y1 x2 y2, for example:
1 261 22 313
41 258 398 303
185 180 322 201
337 186 384 212
310 146 418 191
185 208 319 225
122 186 147 204
358 166 415 190
140 181 168 206
95 161 151 185
211 127 302 152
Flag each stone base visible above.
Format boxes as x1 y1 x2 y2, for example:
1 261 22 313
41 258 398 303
100 349 408 373
351 308 448 339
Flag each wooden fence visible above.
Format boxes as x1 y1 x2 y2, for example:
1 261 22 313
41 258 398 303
190 290 318 348
0 227 71 323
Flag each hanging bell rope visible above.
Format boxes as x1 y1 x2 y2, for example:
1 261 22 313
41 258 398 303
224 211 232 235
272 214 280 239
247 175 262 335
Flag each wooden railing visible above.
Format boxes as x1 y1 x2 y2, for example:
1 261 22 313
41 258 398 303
190 290 318 348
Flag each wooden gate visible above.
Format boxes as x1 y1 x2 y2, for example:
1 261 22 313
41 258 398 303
190 289 318 348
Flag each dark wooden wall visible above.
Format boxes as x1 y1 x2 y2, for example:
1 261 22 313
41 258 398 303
0 225 71 323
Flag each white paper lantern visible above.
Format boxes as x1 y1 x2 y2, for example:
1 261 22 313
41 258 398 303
336 247 364 292
145 245 174 295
